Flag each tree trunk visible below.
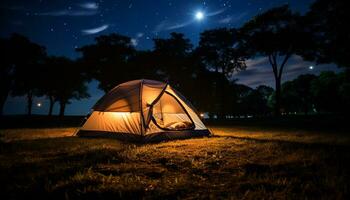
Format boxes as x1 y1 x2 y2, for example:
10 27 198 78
59 101 66 117
0 81 11 116
0 92 9 116
274 77 281 116
27 92 33 116
268 53 291 117
48 95 55 116
304 101 309 115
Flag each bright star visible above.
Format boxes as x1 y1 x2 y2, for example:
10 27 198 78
195 11 204 20
309 65 314 70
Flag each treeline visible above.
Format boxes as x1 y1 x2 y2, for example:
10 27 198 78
0 0 349 117
281 72 350 115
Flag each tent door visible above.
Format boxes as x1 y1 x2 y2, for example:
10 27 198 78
150 91 195 131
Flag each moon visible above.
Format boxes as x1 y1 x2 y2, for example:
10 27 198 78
195 11 204 20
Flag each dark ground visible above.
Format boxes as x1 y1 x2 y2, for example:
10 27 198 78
0 115 349 199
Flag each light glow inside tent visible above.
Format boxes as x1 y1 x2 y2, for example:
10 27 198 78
77 79 210 141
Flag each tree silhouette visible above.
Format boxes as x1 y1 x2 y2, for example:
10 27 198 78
9 34 46 115
311 71 342 113
338 71 350 113
49 57 90 117
281 74 316 115
153 32 195 89
240 5 310 116
152 32 214 110
305 0 350 68
128 50 159 80
195 29 246 118
38 56 70 116
36 58 56 116
77 33 136 92
0 38 14 115
198 28 247 78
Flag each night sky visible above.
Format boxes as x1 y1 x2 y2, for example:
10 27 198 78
1 0 340 115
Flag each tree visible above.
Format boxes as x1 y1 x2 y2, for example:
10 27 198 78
281 74 316 115
38 56 90 116
0 38 13 115
311 71 342 113
50 57 90 117
153 33 193 81
153 32 195 90
128 50 159 80
254 85 274 115
305 0 350 68
77 33 136 92
338 71 350 113
38 56 69 116
36 60 56 116
9 34 47 115
196 29 247 118
231 84 254 116
240 5 311 116
198 28 247 78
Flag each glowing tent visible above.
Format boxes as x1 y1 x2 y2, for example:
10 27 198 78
77 79 211 142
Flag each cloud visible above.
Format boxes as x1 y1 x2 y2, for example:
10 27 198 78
130 33 144 46
82 24 109 35
39 9 97 16
166 20 193 30
206 8 226 17
136 32 144 38
219 12 249 24
153 20 167 33
79 2 99 10
130 38 138 46
153 19 194 33
219 16 232 24
233 55 340 88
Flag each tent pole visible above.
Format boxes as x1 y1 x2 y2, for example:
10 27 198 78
139 80 144 136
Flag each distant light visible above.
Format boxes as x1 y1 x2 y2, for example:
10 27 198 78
200 113 204 118
37 103 42 107
309 65 314 70
195 11 204 20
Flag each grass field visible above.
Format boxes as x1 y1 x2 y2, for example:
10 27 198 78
0 126 349 199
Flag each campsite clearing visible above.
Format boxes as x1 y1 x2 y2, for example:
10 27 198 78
0 126 349 199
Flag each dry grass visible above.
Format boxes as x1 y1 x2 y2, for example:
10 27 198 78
0 126 349 199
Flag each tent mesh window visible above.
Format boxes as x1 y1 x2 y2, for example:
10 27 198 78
152 92 193 131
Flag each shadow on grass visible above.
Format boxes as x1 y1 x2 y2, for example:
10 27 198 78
212 134 350 149
1 131 350 199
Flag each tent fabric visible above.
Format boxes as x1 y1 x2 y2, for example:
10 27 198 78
81 111 141 134
78 79 210 141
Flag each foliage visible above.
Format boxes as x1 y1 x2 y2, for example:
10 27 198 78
9 34 47 115
304 0 350 67
281 74 317 114
198 28 247 78
311 71 344 113
1 1 349 117
239 5 312 116
77 34 137 92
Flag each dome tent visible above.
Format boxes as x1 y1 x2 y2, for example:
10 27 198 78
77 79 211 142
